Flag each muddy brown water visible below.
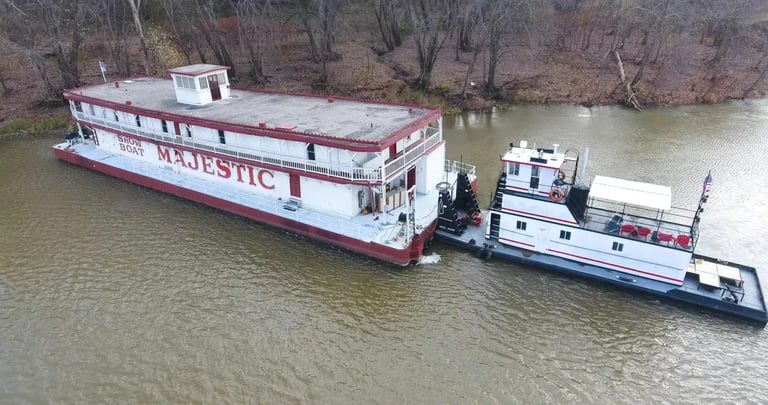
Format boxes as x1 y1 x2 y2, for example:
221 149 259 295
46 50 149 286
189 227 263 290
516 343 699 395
2 101 767 403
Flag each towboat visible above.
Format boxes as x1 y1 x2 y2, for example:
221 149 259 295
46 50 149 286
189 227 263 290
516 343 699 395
54 64 475 266
436 140 767 324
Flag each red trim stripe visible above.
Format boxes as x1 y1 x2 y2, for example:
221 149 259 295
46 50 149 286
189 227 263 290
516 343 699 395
500 207 579 225
499 236 535 248
547 248 683 283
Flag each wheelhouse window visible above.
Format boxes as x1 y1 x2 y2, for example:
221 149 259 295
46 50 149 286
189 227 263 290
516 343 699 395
185 124 192 137
516 220 527 231
508 163 520 176
89 104 95 115
559 230 571 240
530 166 540 189
73 101 83 112
199 77 209 89
175 76 195 89
161 120 168 133
218 129 226 144
135 115 141 127
612 242 624 252
307 143 316 161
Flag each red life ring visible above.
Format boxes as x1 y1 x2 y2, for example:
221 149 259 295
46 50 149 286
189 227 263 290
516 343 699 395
549 188 565 203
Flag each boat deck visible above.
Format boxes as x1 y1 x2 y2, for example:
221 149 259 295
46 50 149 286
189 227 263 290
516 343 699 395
580 205 694 250
55 140 464 250
67 77 439 145
436 212 767 324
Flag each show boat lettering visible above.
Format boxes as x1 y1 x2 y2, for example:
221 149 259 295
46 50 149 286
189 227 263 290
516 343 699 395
117 134 145 156
156 145 274 189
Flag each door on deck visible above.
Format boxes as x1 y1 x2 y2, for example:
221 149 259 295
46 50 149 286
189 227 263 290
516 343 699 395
407 166 416 190
535 224 548 253
530 166 540 190
208 75 221 101
289 174 301 198
389 144 397 160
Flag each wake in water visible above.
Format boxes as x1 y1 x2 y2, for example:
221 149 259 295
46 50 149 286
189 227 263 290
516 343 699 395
418 253 441 265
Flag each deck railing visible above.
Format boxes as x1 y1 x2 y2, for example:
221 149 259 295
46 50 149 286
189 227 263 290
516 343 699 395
78 113 384 182
384 127 441 176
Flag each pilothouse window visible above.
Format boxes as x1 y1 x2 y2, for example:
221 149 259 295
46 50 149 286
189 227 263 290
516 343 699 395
508 163 520 176
530 166 540 189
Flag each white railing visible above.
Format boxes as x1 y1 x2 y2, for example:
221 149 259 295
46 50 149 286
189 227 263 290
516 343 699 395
384 127 442 176
444 159 476 178
78 113 383 182
118 155 396 243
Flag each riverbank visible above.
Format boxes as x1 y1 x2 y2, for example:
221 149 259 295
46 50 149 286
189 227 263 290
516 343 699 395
2 32 767 138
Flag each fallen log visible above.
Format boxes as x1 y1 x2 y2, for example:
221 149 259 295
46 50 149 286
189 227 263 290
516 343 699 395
614 51 642 111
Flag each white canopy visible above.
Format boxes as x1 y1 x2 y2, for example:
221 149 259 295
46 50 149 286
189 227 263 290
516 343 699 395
590 175 672 211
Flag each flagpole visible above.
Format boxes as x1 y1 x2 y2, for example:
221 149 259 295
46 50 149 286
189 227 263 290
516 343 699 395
99 61 107 83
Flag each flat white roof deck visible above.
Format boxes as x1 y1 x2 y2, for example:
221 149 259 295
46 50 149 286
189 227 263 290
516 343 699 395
590 175 672 211
65 77 440 147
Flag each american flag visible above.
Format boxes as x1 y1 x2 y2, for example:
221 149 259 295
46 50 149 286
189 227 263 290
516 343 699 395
702 170 714 198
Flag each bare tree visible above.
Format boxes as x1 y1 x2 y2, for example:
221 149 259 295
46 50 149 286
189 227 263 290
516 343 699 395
195 0 236 76
232 0 276 83
296 0 343 85
3 0 89 101
483 0 535 95
371 0 402 52
406 0 459 91
160 0 211 64
126 0 151 74
92 0 134 77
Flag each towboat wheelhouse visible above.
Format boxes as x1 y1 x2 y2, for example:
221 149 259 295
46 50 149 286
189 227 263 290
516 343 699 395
55 64 475 265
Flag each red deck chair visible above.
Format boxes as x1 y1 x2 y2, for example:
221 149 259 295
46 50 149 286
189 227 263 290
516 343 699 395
676 234 691 248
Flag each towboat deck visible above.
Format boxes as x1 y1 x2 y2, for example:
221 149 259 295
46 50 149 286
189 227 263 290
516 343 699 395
436 213 768 324
55 140 465 249
580 205 694 250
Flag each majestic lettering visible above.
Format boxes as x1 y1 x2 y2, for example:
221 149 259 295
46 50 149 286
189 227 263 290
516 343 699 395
117 134 145 156
156 145 275 190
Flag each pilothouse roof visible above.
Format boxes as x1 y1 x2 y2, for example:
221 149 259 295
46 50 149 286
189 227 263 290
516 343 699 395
590 175 672 211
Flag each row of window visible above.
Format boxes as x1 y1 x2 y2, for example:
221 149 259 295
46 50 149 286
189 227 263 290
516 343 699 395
174 73 227 91
508 162 541 189
74 100 322 159
514 220 624 251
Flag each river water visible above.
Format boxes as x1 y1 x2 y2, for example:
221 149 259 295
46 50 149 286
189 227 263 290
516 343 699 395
1 101 767 403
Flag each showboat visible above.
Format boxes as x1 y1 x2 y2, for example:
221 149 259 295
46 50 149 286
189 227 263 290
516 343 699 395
54 64 475 266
